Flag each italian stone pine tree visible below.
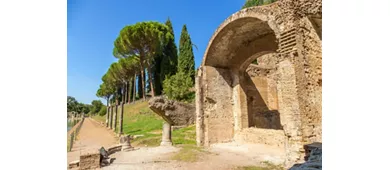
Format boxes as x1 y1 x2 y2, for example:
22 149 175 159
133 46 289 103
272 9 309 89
96 82 114 126
178 24 195 84
114 22 173 100
106 62 122 131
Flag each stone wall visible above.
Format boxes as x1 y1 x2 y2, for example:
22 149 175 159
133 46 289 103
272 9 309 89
277 59 305 164
196 0 322 167
297 16 322 144
234 128 285 148
245 55 281 130
79 149 101 170
202 66 234 145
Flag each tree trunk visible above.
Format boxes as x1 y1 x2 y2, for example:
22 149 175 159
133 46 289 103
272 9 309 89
122 85 126 104
127 79 133 104
124 82 128 104
110 102 114 129
137 74 143 99
106 97 109 127
114 93 118 132
133 73 137 103
147 66 155 97
140 67 146 101
119 84 125 135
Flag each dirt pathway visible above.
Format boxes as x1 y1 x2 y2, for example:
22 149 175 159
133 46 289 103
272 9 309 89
67 119 285 169
103 142 285 170
67 118 118 165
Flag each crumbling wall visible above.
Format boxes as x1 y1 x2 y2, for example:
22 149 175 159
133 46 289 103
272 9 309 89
245 53 282 129
197 0 322 167
298 16 322 144
203 66 234 145
234 128 285 148
277 59 305 164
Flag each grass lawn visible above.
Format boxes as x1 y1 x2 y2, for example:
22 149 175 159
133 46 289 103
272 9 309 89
92 101 196 147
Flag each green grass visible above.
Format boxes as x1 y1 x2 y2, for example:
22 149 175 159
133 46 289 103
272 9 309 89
91 101 196 147
234 161 284 170
92 114 106 122
172 125 196 145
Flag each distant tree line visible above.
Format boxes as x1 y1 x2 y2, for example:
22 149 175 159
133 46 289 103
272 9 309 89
67 96 105 116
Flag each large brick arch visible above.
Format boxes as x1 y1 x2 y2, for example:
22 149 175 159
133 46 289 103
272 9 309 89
196 0 322 167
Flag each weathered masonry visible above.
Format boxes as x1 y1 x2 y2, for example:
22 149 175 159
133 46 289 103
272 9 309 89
195 0 322 166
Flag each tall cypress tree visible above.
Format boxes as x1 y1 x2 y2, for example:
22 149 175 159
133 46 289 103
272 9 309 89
160 18 178 85
152 53 163 95
178 24 195 84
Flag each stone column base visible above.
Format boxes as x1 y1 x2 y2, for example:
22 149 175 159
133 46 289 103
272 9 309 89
160 141 172 146
160 122 172 146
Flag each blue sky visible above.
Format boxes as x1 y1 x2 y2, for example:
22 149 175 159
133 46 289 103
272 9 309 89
67 0 244 104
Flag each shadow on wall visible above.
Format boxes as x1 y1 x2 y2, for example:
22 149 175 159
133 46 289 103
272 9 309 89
207 67 283 131
242 71 283 130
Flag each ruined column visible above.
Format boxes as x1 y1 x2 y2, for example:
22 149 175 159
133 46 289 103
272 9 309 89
113 105 118 132
106 106 110 127
195 68 204 146
232 71 249 133
119 101 124 135
277 59 305 167
160 122 172 146
110 106 114 129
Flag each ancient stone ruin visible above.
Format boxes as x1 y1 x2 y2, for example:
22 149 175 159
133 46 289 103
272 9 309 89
119 135 134 151
149 96 196 146
195 0 322 167
149 96 196 126
290 143 322 170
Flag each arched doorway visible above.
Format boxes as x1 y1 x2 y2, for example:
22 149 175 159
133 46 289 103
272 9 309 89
196 1 322 167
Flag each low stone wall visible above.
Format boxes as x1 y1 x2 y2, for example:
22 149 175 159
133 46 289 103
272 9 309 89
233 128 285 148
67 118 82 135
67 117 85 152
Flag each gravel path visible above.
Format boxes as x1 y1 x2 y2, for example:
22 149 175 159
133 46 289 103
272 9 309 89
66 118 285 169
67 118 118 165
103 142 285 170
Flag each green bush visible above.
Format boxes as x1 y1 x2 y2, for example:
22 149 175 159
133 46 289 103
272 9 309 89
163 71 194 102
98 105 107 116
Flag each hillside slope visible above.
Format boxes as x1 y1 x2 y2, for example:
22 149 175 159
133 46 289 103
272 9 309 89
92 101 196 147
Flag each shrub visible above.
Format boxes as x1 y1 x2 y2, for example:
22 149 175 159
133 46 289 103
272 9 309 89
163 71 194 102
98 105 107 116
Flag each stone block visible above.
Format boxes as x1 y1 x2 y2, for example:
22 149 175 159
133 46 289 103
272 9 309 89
68 160 79 169
79 149 101 170
107 144 122 155
120 135 134 151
